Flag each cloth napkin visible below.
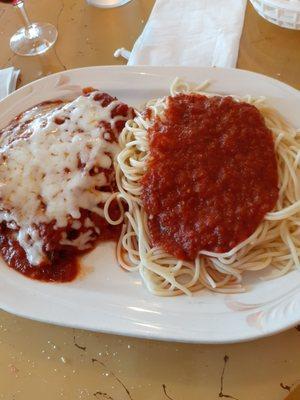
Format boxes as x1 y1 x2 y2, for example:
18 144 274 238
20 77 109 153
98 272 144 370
126 0 247 68
0 67 20 101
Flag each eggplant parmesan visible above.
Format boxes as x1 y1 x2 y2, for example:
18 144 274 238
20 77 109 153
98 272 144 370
0 89 134 281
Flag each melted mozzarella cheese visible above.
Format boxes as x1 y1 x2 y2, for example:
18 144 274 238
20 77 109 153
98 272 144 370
0 92 127 265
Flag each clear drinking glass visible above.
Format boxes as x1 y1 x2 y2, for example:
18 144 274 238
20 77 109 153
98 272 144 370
86 0 132 8
0 0 58 56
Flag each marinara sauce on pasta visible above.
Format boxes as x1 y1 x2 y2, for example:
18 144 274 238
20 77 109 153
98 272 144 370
141 94 279 260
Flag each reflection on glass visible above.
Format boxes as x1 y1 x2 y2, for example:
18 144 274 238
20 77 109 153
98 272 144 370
86 0 132 8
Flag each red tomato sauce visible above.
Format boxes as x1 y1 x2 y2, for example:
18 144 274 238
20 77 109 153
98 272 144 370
0 207 121 282
141 94 279 261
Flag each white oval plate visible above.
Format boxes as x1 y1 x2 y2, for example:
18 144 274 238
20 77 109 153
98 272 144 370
0 66 300 344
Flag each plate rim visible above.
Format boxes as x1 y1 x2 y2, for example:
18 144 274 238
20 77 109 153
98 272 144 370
2 65 300 104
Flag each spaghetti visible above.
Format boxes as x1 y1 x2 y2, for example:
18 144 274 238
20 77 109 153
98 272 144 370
106 79 300 296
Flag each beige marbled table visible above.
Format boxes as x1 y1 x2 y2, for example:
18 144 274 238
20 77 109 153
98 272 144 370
0 1 300 399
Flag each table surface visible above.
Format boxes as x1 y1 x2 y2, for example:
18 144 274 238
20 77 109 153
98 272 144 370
1 1 300 399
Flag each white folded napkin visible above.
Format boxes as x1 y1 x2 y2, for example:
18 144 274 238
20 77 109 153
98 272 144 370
0 67 20 101
127 0 247 68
